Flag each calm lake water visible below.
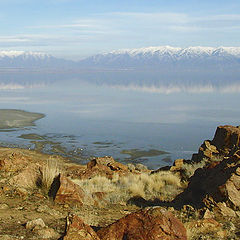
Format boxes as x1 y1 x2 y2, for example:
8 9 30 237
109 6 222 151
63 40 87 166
0 71 240 169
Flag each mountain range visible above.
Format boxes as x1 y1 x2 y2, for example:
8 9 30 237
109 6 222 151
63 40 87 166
1 46 240 71
0 51 75 69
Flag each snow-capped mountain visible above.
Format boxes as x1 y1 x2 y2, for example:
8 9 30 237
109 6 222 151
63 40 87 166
0 51 50 59
79 46 240 70
1 46 240 71
0 51 74 68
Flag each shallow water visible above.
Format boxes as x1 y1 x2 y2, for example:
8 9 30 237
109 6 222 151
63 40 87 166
0 71 240 169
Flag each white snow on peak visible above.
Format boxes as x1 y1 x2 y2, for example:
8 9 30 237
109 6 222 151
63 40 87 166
0 51 51 59
106 46 240 58
109 46 181 56
212 47 240 56
179 46 214 55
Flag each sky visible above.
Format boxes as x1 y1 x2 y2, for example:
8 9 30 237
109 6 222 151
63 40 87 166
0 0 240 59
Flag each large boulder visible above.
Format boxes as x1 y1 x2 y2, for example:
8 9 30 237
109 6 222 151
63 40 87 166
211 125 240 153
9 163 40 190
50 174 85 206
97 207 187 240
63 215 100 240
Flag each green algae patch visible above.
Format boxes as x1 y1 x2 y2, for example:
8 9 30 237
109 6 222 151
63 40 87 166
121 149 169 160
0 109 45 129
93 141 113 145
18 133 45 140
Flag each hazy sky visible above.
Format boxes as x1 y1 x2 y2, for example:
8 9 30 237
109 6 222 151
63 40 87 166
0 0 239 59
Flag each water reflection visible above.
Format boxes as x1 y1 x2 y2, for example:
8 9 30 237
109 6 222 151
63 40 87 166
0 70 239 169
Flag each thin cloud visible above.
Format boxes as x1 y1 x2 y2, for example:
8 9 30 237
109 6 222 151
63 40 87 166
28 24 93 29
0 36 30 43
25 12 240 37
196 14 240 22
107 12 189 24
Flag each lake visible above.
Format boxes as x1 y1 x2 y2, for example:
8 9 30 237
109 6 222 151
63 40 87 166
0 71 240 169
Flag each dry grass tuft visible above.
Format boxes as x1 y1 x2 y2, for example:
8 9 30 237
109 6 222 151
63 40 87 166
73 170 183 205
181 160 207 179
40 159 59 196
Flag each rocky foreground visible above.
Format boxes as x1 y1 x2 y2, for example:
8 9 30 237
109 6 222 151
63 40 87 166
1 125 240 239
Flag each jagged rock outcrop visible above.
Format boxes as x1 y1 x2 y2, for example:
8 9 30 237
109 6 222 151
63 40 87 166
171 125 240 210
174 150 240 209
192 125 240 162
97 207 187 240
192 140 219 162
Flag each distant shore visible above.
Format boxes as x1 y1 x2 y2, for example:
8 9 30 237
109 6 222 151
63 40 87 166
0 109 45 129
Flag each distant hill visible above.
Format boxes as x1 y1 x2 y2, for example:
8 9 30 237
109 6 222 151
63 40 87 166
0 51 75 69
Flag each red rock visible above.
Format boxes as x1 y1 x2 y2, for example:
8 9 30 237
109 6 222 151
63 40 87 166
97 207 187 240
77 156 130 180
192 140 219 162
88 156 128 172
170 159 185 171
211 125 240 154
63 215 100 240
87 156 115 168
9 163 40 190
53 174 84 206
219 172 240 209
185 218 227 239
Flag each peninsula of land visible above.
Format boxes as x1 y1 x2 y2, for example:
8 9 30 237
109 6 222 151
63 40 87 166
0 109 45 129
